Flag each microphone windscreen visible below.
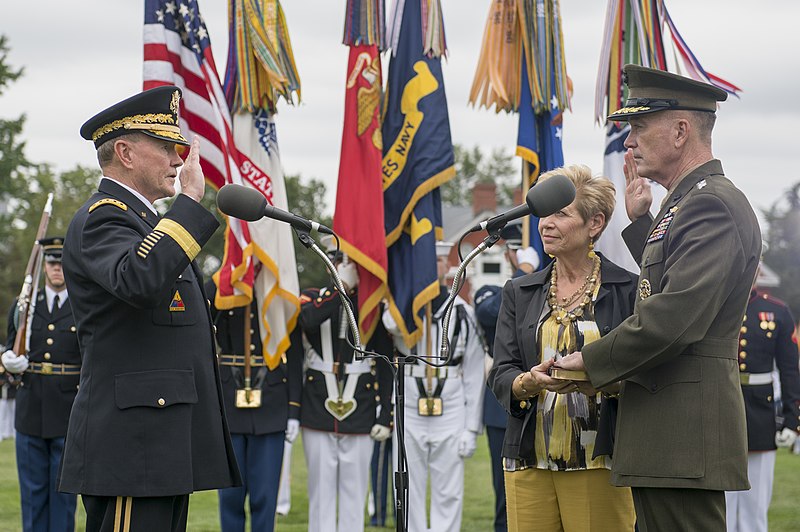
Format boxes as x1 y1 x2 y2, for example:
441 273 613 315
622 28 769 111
216 184 267 222
526 174 576 217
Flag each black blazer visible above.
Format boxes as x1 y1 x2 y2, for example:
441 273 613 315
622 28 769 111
487 254 637 462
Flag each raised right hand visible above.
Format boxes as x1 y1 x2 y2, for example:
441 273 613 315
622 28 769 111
623 148 653 221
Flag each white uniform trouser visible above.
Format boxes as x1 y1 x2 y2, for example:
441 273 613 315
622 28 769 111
396 376 466 532
276 440 292 515
303 428 373 532
0 396 14 440
725 450 776 532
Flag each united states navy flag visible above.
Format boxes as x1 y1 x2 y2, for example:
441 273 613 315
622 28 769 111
383 0 454 347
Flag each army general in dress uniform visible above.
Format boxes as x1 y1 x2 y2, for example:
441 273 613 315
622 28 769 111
725 282 800 532
3 238 80 531
556 65 762 530
57 86 240 532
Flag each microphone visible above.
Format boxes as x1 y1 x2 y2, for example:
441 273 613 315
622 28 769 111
217 183 334 235
470 174 576 232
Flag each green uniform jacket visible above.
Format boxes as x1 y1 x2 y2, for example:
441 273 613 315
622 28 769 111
583 160 761 491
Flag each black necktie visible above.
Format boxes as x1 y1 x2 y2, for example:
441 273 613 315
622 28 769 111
52 294 60 314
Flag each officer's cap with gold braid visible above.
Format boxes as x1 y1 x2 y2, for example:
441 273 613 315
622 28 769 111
608 65 728 121
80 86 189 148
39 236 65 263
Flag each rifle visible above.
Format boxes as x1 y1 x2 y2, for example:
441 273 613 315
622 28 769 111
11 193 54 357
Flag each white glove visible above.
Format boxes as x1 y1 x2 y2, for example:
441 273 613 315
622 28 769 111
776 427 798 448
1 350 28 374
337 260 359 292
516 247 540 270
370 424 392 442
285 418 300 444
457 430 478 458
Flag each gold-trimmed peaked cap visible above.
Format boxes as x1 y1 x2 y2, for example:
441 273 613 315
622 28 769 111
39 236 65 263
80 85 189 148
608 64 728 121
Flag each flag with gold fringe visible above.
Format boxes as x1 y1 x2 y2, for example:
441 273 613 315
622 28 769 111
593 0 741 272
383 0 454 347
333 0 388 344
213 0 301 369
469 0 569 268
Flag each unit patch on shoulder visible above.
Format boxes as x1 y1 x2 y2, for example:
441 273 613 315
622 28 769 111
647 207 678 244
89 198 128 213
169 290 186 312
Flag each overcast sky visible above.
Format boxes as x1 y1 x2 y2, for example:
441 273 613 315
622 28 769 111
2 0 798 226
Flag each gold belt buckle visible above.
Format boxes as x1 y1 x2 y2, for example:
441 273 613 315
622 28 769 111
235 388 262 408
739 373 750 385
417 397 443 416
41 362 53 375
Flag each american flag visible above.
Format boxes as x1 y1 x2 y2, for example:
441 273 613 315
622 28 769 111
143 0 299 368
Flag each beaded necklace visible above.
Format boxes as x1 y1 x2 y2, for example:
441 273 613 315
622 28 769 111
547 254 602 324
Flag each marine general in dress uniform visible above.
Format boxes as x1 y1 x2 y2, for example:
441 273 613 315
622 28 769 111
57 86 240 532
556 65 762 531
3 238 80 531
725 279 800 532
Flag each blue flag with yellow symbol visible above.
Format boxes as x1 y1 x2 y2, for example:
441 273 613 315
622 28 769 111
383 0 454 347
516 52 564 270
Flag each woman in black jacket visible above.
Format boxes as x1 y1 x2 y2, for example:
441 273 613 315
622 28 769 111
488 165 638 531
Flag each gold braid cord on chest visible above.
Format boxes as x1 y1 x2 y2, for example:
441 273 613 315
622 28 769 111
548 255 601 324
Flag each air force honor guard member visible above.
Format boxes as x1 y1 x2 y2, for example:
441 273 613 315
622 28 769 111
556 65 762 530
3 237 80 532
58 86 240 532
725 273 800 532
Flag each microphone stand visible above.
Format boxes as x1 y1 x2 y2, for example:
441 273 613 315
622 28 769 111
439 231 502 360
291 228 412 532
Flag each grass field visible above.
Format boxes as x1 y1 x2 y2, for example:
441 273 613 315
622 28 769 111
1 435 799 531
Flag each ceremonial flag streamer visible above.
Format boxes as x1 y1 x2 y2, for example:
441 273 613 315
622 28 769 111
593 0 741 272
334 0 388 343
383 0 455 347
469 0 570 268
143 0 300 369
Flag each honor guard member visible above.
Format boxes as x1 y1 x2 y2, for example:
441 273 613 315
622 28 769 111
725 269 800 532
382 242 485 532
58 86 240 532
293 252 394 532
2 237 80 532
556 65 762 530
206 276 302 532
473 221 540 532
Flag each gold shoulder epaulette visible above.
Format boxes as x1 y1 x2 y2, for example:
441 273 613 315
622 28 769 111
89 198 128 213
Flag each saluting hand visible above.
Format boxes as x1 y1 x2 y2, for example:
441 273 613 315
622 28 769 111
623 148 653 221
179 137 205 203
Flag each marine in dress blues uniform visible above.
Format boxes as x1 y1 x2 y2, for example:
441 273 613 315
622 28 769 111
292 255 394 532
58 86 240 532
206 279 302 532
3 238 79 532
725 286 800 532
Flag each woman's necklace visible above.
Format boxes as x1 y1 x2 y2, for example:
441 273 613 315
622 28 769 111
548 254 602 324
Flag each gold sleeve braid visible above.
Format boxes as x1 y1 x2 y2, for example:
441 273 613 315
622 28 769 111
153 218 201 260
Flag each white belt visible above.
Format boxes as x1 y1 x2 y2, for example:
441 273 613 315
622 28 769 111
307 355 372 375
740 372 772 386
404 365 461 379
